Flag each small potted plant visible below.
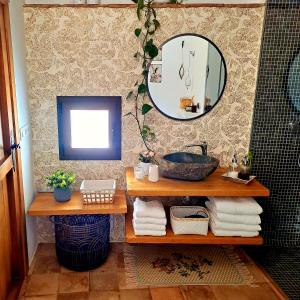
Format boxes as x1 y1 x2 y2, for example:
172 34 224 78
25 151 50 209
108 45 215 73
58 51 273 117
46 170 75 202
139 150 155 176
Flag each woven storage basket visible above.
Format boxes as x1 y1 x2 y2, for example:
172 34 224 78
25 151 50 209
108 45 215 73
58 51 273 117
80 180 116 204
170 206 209 235
51 214 110 271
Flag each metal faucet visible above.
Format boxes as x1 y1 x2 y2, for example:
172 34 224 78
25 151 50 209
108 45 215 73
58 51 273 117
186 142 208 156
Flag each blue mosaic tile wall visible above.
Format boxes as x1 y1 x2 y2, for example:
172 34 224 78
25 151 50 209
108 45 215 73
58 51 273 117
250 0 300 246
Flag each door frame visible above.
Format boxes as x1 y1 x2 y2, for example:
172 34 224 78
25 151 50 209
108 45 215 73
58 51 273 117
0 0 28 297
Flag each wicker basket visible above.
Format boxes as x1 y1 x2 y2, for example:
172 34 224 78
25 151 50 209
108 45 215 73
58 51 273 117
51 214 110 271
80 180 116 204
170 206 209 235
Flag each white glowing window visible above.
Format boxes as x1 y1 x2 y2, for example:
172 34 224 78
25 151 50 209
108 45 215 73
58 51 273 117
70 110 109 149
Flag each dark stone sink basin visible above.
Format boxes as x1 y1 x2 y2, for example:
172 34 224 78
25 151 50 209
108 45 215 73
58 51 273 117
160 152 219 181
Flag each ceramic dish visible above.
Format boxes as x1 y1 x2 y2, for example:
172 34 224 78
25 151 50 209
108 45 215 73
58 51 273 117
221 173 256 185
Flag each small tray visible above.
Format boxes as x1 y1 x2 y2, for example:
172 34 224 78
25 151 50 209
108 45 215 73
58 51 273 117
221 173 256 185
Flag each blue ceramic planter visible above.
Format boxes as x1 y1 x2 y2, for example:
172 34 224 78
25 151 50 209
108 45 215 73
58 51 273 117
54 187 72 202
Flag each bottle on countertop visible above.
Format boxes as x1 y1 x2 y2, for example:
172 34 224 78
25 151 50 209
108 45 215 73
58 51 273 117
228 152 239 178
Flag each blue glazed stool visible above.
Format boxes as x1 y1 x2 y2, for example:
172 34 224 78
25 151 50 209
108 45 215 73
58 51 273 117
51 214 110 271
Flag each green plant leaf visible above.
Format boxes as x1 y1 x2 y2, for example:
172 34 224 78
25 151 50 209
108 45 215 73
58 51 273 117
153 19 160 30
146 44 159 59
142 104 153 115
137 0 144 19
126 91 134 100
138 83 146 94
146 39 153 46
134 28 142 37
142 69 149 77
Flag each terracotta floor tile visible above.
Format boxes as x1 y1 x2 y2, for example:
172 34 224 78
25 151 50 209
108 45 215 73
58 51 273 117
36 244 56 257
58 272 89 294
57 292 89 300
90 270 119 291
25 274 59 297
119 289 152 300
150 287 185 300
91 251 117 273
181 286 217 300
32 256 61 274
22 243 286 300
24 296 57 300
60 266 74 273
211 283 281 300
89 291 120 300
117 269 143 290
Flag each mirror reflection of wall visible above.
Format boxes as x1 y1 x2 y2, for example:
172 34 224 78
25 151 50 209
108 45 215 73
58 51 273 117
147 34 227 121
205 44 226 112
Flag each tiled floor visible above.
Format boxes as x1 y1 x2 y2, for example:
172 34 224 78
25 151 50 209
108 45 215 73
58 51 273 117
19 243 287 300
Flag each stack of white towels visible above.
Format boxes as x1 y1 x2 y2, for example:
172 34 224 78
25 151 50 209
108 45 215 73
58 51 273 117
133 198 167 236
205 196 263 237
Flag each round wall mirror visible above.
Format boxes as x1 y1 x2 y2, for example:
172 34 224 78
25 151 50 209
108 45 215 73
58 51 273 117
288 51 300 112
147 33 227 121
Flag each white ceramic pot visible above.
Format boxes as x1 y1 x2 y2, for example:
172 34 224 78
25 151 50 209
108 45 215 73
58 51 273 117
139 162 151 176
149 164 159 182
74 0 86 4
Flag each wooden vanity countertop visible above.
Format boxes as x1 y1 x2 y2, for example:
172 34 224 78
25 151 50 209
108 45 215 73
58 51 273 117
125 167 270 197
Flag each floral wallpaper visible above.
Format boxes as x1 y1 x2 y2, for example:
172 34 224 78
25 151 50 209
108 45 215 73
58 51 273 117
24 6 265 242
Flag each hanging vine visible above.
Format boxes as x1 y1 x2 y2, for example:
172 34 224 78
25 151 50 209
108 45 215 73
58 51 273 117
126 0 182 154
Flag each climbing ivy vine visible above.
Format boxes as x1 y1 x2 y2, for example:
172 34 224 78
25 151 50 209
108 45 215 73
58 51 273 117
126 0 182 152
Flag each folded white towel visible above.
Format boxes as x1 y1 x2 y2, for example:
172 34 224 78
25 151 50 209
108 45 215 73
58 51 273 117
207 197 263 215
134 198 166 219
210 217 261 232
206 202 261 225
133 220 166 231
134 216 167 226
133 228 166 236
210 222 259 237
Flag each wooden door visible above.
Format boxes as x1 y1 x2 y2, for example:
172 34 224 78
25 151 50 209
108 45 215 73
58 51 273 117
0 1 28 299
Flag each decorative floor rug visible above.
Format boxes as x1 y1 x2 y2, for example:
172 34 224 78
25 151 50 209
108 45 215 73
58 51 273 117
124 245 254 287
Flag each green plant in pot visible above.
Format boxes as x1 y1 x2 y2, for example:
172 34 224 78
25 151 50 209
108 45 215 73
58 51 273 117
46 170 75 202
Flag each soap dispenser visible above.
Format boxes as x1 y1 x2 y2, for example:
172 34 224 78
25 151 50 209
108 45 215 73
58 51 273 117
228 152 239 178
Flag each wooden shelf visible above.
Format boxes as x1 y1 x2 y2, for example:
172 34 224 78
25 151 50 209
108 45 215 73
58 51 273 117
125 210 263 245
28 190 127 216
125 167 270 197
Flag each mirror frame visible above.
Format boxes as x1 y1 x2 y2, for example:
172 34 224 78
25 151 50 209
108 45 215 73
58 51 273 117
146 33 227 121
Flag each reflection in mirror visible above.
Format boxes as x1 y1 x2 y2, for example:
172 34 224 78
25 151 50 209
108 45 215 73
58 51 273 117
147 34 227 121
288 51 300 112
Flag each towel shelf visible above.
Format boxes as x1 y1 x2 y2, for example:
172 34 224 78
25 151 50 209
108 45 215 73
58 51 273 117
125 210 263 245
125 167 268 245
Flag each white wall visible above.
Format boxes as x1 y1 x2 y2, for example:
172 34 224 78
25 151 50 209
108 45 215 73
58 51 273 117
9 0 37 265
